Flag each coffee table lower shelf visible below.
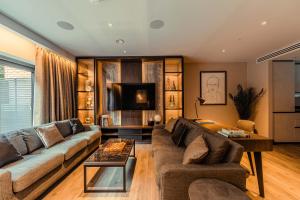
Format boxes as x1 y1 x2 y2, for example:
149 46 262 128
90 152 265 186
83 139 136 193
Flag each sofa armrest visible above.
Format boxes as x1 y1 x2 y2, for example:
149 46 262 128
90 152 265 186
154 124 165 129
0 169 14 200
84 125 101 132
159 163 247 200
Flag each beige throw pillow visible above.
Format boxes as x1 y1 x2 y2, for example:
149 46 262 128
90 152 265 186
165 118 178 133
36 124 64 148
182 135 209 165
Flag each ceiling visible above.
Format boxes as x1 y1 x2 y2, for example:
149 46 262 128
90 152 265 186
0 0 300 63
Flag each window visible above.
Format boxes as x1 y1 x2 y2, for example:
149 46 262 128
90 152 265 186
0 58 34 132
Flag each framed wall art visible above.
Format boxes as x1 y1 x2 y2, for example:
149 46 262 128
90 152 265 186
200 71 227 105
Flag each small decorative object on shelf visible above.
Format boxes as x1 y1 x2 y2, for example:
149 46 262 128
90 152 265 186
85 79 93 91
101 115 109 127
86 95 93 109
154 114 162 124
171 80 176 90
169 95 176 108
85 116 92 124
166 77 171 90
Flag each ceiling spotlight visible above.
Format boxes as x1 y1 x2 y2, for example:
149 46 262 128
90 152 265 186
221 49 226 53
108 23 113 28
150 20 165 29
89 0 104 4
261 21 267 26
116 39 125 45
57 21 74 30
123 50 127 54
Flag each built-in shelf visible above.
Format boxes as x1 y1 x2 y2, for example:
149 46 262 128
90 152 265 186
77 108 94 111
165 108 183 110
76 91 94 93
165 90 182 92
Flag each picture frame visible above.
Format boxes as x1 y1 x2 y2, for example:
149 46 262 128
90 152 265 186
200 71 227 105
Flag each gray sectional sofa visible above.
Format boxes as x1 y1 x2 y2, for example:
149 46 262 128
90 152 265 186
0 120 101 200
152 118 247 200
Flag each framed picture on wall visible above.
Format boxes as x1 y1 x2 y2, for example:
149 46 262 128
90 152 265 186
200 71 227 105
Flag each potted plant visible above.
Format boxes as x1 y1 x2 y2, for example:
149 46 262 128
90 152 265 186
229 84 264 120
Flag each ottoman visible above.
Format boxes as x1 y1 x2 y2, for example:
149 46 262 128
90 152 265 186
188 179 250 200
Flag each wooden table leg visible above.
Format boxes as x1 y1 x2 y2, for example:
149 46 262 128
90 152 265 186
254 152 264 197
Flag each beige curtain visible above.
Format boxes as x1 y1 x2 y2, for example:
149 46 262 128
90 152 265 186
33 47 76 125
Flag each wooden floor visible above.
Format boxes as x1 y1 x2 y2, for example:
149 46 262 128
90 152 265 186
43 144 300 200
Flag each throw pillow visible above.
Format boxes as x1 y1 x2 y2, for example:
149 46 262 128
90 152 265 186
36 124 64 148
202 133 230 164
165 118 178 133
171 124 189 146
55 120 73 137
69 118 85 134
21 128 44 153
182 135 209 165
0 137 22 167
3 131 28 155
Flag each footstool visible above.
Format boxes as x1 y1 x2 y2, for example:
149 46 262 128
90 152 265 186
188 179 250 200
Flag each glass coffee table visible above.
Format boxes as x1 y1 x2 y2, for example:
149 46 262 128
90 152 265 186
83 138 136 192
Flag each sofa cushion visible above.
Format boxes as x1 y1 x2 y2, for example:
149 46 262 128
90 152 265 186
203 133 230 164
4 152 64 192
70 130 101 145
0 137 22 167
69 118 85 134
33 138 88 160
183 135 208 165
165 118 178 133
3 131 28 155
171 124 189 146
21 128 44 153
184 127 207 147
55 120 73 137
36 124 65 148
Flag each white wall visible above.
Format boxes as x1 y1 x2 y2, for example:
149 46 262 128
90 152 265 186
184 62 247 126
247 61 272 138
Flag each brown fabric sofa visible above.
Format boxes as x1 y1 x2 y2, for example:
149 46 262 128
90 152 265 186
152 118 246 200
0 121 101 200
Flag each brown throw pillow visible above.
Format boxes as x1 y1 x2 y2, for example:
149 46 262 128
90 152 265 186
183 135 208 165
0 137 22 167
202 133 230 164
69 118 85 134
36 124 64 148
171 124 189 146
165 118 178 133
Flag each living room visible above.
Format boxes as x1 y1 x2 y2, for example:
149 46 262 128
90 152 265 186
0 1 299 200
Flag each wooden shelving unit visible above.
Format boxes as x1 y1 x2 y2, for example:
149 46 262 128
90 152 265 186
163 57 184 123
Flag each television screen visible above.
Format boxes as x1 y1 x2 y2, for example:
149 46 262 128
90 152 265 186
107 83 156 111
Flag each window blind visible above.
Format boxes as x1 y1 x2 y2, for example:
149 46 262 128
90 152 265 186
0 61 33 133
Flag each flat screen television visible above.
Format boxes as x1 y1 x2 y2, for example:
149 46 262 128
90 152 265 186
107 83 156 111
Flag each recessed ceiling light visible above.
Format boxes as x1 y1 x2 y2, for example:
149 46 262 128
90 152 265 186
116 39 125 45
261 21 267 26
221 49 226 53
89 0 104 4
123 50 127 54
108 23 113 28
57 21 74 30
150 20 165 29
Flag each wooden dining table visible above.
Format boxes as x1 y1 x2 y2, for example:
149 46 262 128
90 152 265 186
195 120 273 197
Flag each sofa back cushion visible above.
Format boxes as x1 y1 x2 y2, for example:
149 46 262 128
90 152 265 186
36 124 64 148
2 131 28 155
202 133 230 164
165 118 178 133
55 120 73 137
0 137 22 167
21 128 44 153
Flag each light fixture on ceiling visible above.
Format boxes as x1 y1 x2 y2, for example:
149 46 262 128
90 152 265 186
150 20 165 29
123 50 127 54
108 23 113 28
221 49 226 53
57 21 74 30
89 0 104 4
116 39 125 45
261 21 268 26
